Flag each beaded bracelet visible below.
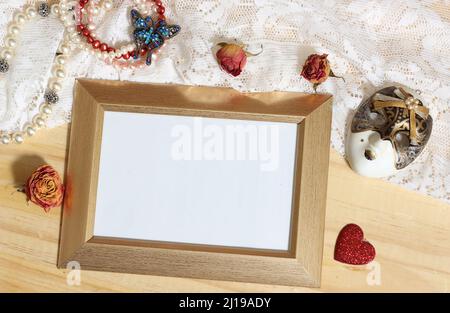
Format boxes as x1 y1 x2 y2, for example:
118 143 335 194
60 0 171 68
81 0 155 63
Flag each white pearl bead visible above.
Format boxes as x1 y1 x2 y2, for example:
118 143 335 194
58 9 68 16
33 115 46 128
1 135 11 145
8 24 20 36
50 81 62 91
54 67 66 78
68 1 79 8
26 7 37 19
66 26 76 34
40 104 53 115
14 13 26 24
1 49 13 60
14 133 24 144
56 55 66 66
60 44 70 54
91 6 100 15
6 37 17 48
64 19 75 26
25 125 36 136
104 0 113 10
51 4 60 16
88 24 96 31
57 69 66 78
139 4 147 11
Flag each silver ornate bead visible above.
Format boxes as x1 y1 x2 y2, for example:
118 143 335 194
44 90 59 104
0 58 9 73
38 2 50 17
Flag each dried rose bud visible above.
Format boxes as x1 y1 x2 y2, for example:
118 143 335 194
25 165 64 212
216 43 248 77
301 53 344 92
301 54 331 84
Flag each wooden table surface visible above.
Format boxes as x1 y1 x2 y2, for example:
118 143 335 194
0 125 449 292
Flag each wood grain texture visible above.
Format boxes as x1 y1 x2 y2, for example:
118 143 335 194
79 79 331 123
295 97 333 286
57 80 332 287
0 125 449 292
58 81 101 265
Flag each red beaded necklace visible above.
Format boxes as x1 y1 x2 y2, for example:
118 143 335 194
77 0 167 61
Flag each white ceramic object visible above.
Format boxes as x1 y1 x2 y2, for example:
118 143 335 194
346 130 396 178
346 86 433 178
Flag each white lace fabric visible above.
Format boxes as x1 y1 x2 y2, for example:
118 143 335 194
1 0 449 203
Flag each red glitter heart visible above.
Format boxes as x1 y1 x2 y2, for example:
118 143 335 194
334 224 376 265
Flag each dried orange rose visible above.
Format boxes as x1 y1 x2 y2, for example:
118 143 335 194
25 165 64 212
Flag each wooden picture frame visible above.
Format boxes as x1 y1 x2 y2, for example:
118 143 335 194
58 79 333 287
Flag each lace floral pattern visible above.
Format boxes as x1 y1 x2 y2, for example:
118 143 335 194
1 0 449 203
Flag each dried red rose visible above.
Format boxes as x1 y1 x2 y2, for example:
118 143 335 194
216 43 248 77
301 53 343 92
25 165 64 212
301 54 331 84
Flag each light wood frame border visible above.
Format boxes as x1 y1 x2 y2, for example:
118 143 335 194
58 79 333 287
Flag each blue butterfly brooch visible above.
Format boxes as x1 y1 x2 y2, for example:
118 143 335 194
131 9 181 66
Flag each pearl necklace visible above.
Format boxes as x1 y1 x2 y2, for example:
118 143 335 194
0 2 71 145
58 0 168 68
